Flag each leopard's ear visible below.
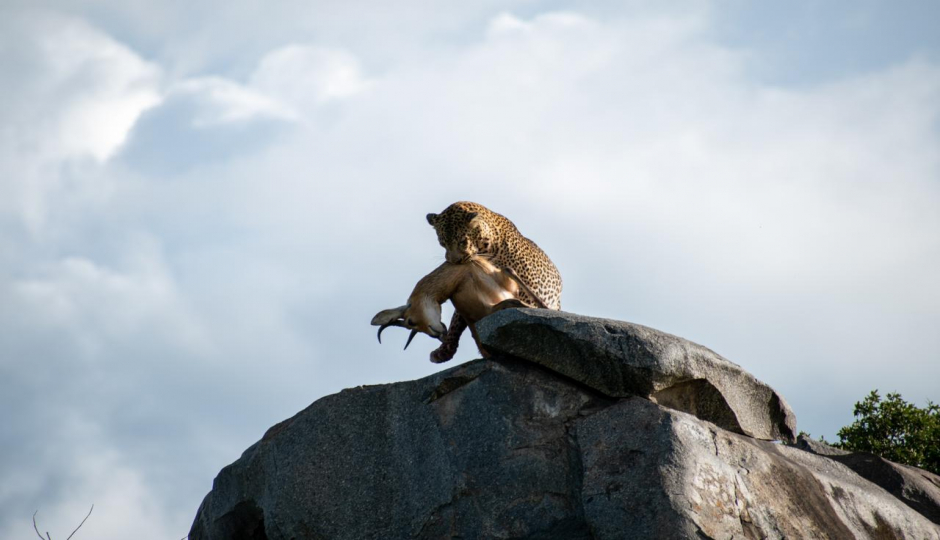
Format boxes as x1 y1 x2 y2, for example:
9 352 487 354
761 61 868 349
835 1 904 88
426 213 439 226
467 212 483 228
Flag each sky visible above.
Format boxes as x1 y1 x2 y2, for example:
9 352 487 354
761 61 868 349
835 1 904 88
1 1 938 537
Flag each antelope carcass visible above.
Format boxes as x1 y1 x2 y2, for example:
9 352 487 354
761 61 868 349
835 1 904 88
371 257 530 358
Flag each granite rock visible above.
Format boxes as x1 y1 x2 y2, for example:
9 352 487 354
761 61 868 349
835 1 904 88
477 309 796 442
190 357 939 539
796 435 940 524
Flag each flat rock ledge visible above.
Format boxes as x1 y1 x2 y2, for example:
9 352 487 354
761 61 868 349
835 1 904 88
477 309 796 442
190 357 940 540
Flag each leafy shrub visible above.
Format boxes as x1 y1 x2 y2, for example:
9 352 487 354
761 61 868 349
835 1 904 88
833 390 939 474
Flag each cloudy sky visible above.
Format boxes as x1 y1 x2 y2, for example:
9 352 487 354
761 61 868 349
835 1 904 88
1 1 939 537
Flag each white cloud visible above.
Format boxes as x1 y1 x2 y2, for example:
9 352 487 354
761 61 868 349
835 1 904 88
11 236 214 359
487 11 596 37
170 76 297 126
0 12 161 162
0 11 161 233
250 45 371 114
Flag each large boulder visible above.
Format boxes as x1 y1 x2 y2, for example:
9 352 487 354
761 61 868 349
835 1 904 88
190 357 940 539
577 396 938 539
477 309 796 442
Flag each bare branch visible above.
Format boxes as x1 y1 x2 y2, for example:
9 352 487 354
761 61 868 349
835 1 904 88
65 505 94 540
32 505 94 540
32 511 44 540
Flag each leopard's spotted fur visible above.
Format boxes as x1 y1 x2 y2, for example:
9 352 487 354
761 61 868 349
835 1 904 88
426 201 562 362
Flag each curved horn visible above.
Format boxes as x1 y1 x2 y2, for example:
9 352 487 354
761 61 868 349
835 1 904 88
371 305 408 326
403 329 419 350
377 320 407 344
372 305 409 344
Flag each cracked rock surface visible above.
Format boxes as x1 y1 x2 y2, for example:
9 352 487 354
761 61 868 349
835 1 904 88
189 356 940 539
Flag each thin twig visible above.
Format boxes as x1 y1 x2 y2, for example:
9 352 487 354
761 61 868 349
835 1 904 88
33 505 94 540
32 511 44 540
65 505 93 540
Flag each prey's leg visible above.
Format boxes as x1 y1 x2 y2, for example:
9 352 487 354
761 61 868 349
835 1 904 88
430 311 467 363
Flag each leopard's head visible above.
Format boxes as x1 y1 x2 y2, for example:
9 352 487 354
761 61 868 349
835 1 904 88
427 202 497 264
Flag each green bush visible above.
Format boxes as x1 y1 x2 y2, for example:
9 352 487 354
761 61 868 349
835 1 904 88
833 390 939 474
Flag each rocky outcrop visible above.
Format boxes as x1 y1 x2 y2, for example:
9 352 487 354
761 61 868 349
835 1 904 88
477 309 796 442
796 434 940 524
190 311 940 539
793 432 851 457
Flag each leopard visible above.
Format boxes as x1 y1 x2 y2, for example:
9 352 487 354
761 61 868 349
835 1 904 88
426 201 562 362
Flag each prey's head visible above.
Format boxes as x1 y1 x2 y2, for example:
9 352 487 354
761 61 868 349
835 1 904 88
371 299 447 349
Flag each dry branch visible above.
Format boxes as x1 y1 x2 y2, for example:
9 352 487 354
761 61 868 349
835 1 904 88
32 505 93 540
